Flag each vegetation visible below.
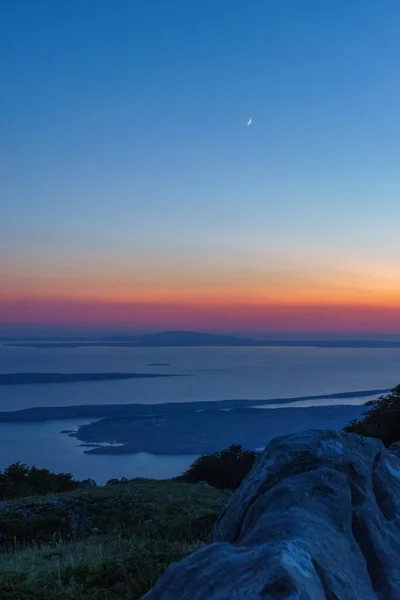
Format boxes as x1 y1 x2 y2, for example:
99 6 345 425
3 386 399 600
0 479 228 599
0 462 78 500
178 444 258 489
7 391 400 600
9 390 400 600
345 384 400 446
0 444 258 598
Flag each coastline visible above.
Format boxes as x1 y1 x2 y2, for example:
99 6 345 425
0 388 386 422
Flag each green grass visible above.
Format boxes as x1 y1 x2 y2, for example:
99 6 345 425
0 480 229 599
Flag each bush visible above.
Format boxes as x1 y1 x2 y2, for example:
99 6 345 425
344 384 400 446
178 444 258 489
0 462 78 500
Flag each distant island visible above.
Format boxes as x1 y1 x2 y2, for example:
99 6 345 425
0 372 181 386
147 363 171 367
3 330 400 349
0 388 388 421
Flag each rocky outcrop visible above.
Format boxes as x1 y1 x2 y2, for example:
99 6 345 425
143 429 400 600
389 441 400 459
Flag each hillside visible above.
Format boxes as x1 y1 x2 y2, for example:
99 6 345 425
0 479 228 600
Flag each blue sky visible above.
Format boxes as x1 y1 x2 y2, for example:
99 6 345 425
2 1 400 333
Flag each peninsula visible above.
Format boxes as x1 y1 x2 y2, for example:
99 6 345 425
0 389 387 421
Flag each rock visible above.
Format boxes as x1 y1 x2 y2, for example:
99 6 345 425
389 441 400 458
142 429 400 600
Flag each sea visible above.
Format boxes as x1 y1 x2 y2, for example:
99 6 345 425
0 344 399 484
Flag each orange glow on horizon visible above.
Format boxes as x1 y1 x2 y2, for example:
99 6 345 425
2 260 400 333
2 296 400 333
2 280 400 309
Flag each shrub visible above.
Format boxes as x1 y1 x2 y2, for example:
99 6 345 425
178 444 258 489
344 384 400 446
0 462 78 500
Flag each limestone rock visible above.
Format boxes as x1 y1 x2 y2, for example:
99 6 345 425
143 429 400 600
389 441 400 458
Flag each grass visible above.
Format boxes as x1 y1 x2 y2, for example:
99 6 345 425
0 480 229 599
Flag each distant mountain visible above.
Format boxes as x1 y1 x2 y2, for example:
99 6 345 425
134 331 259 347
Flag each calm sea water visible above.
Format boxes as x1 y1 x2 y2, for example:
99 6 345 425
0 345 399 482
1 344 399 410
0 420 196 485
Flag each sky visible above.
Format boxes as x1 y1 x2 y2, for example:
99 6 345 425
2 0 400 335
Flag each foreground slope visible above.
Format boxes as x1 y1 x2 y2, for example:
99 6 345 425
0 480 228 599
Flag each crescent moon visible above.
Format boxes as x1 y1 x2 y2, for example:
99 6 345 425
247 118 252 125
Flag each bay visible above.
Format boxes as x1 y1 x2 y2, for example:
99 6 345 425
0 344 398 482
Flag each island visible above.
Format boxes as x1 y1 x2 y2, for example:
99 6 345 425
72 405 367 455
0 372 182 386
0 389 387 422
146 363 171 367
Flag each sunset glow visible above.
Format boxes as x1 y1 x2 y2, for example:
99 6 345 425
2 261 400 333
